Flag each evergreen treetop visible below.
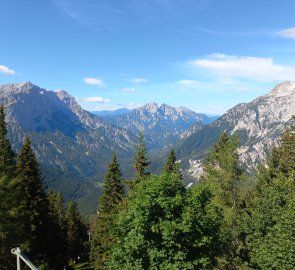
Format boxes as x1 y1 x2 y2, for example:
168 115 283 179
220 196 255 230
91 153 125 270
99 153 124 214
162 148 182 179
204 132 243 210
16 137 50 267
133 132 150 180
0 104 15 178
66 201 87 263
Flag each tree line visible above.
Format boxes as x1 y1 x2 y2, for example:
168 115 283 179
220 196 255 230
1 101 294 269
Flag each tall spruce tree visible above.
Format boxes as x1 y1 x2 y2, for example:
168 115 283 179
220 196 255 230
278 115 295 176
66 201 87 264
16 137 56 269
204 132 243 210
204 132 245 268
47 191 68 267
0 104 19 268
133 133 150 180
0 104 15 178
162 148 182 179
0 176 23 269
91 153 124 270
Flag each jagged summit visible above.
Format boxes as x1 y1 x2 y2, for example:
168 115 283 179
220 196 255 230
0 81 40 95
268 80 295 97
140 102 195 115
105 102 210 149
142 102 158 113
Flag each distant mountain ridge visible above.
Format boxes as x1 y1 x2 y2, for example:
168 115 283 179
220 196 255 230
104 102 211 149
178 81 295 180
92 108 131 117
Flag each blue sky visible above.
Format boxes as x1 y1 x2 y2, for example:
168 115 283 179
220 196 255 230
1 0 295 114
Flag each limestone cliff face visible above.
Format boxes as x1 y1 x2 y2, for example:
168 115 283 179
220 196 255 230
179 81 295 179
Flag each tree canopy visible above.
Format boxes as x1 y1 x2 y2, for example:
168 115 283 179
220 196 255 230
107 173 225 270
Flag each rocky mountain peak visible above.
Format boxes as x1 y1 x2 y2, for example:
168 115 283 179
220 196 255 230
268 80 295 98
142 102 158 113
0 81 40 96
56 89 72 99
56 90 77 108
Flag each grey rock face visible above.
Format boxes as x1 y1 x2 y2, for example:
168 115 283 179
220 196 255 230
180 81 295 179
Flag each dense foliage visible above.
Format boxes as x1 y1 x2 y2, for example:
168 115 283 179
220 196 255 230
243 116 295 269
107 173 225 269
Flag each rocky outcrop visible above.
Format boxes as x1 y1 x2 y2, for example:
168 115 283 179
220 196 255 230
179 81 295 178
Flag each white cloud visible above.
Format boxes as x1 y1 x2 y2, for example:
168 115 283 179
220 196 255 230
129 77 148 84
84 96 110 103
277 27 295 39
122 87 136 93
0 65 15 75
190 53 295 81
177 79 197 86
84 77 104 86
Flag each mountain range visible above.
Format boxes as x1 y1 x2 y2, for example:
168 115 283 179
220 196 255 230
0 80 294 212
101 102 212 150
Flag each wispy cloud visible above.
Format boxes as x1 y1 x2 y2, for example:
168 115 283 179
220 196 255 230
129 77 148 84
276 27 295 39
81 101 141 111
84 96 110 103
52 0 210 31
0 65 15 75
84 77 104 86
122 87 136 93
177 79 198 86
190 53 295 81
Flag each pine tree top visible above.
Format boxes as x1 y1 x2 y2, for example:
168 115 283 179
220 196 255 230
99 153 124 214
133 132 150 179
0 104 15 178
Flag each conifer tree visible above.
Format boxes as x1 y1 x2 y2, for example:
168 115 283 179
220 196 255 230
47 191 68 267
278 115 295 176
0 104 15 177
204 132 245 267
91 153 124 270
16 137 55 268
0 105 19 268
162 148 182 179
0 176 23 269
66 201 87 264
133 132 150 180
204 132 243 210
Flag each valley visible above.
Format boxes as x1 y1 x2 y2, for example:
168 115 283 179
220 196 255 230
0 80 295 212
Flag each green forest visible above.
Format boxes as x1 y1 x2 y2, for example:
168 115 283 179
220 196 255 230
0 103 294 270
